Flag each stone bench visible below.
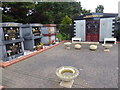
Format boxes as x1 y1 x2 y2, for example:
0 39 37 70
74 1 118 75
72 41 99 45
72 37 81 43
104 38 116 44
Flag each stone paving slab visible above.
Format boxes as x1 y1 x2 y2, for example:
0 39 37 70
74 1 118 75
1 43 119 88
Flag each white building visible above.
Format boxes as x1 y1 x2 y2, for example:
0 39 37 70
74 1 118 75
72 13 118 42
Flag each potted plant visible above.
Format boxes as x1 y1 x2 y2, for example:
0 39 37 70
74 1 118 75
33 46 36 50
33 43 44 51
33 45 41 51
7 50 12 57
40 42 44 49
37 45 42 51
52 41 56 45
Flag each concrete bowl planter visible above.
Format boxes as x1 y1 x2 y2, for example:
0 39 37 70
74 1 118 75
64 42 72 50
89 45 97 51
56 66 79 82
74 44 81 50
102 44 113 52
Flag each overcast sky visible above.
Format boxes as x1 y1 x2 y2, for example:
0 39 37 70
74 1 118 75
79 0 119 13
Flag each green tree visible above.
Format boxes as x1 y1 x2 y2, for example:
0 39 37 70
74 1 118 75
81 9 91 14
2 2 35 23
2 2 91 24
115 30 120 41
95 5 104 13
30 2 55 24
59 15 72 40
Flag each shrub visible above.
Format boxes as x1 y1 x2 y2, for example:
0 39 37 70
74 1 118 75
59 15 72 40
115 30 120 41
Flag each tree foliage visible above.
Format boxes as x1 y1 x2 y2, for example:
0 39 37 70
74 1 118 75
59 15 72 40
95 5 104 13
115 30 120 41
2 2 35 23
2 2 91 24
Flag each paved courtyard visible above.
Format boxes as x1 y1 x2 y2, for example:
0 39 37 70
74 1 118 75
1 43 119 88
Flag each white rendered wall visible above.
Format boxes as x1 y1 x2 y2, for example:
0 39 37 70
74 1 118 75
100 18 115 41
74 20 86 41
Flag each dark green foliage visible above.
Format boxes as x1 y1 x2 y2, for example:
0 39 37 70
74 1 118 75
2 2 91 24
2 2 35 23
115 30 120 41
95 5 104 13
2 14 17 22
81 9 91 14
59 15 72 40
56 33 66 41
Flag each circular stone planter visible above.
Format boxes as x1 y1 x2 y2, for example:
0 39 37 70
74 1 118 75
102 44 113 52
64 42 72 50
89 45 97 51
75 44 81 50
56 66 79 82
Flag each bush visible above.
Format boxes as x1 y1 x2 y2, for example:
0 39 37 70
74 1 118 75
115 30 120 41
59 15 72 40
56 33 66 41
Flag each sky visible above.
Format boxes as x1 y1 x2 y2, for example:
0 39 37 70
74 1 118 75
79 0 119 13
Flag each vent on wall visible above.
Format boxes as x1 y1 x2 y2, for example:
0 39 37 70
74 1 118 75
73 21 77 37
111 19 116 37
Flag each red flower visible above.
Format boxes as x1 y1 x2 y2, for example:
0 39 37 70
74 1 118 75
52 41 54 43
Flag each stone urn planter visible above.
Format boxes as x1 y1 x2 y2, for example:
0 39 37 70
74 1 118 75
56 66 79 88
75 44 81 50
89 45 97 51
102 44 113 52
64 42 72 50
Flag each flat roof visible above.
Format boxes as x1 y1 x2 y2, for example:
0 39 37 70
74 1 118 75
73 13 118 20
2 43 118 88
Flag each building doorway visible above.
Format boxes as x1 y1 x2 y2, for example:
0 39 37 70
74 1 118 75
86 20 100 42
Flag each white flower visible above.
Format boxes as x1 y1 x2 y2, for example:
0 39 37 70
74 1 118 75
7 50 12 53
33 46 36 48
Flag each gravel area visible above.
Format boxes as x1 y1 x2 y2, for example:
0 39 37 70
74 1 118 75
1 43 119 88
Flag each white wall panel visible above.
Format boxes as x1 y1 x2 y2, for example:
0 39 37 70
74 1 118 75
100 18 115 41
74 20 86 41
